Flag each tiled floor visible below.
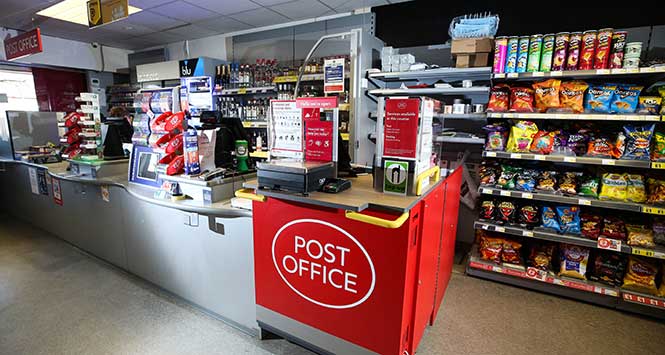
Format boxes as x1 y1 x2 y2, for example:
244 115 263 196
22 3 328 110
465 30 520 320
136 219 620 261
1 215 664 355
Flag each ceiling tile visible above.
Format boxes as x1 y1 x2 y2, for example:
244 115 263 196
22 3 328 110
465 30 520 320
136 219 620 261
150 1 218 23
94 21 156 37
251 0 296 5
189 0 260 15
333 0 388 12
195 16 251 32
270 0 330 20
135 31 184 44
124 10 188 31
129 0 177 10
228 8 290 27
105 37 163 50
165 24 217 40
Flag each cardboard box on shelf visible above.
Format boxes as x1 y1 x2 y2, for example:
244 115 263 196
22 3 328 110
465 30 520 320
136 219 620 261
455 53 489 68
451 38 493 54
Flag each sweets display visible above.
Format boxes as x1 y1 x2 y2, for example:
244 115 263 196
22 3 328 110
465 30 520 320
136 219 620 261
492 28 644 74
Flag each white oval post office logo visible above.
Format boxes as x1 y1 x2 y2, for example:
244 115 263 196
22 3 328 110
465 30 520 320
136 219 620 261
272 219 376 309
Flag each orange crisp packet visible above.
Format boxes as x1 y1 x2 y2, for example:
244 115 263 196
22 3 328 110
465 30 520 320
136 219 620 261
532 79 561 112
560 81 589 113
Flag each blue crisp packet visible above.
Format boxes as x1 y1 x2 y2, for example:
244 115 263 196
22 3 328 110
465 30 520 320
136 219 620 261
610 85 643 113
556 205 581 235
541 206 561 232
585 85 615 113
622 124 655 161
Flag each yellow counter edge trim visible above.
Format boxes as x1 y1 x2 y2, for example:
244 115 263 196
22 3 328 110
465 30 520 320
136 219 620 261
345 210 410 229
234 188 266 202
415 166 441 196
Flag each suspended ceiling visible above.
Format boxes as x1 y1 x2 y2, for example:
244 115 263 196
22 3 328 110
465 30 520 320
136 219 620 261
0 0 410 50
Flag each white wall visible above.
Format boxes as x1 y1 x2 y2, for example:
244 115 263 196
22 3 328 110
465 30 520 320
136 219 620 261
0 27 131 72
162 34 230 62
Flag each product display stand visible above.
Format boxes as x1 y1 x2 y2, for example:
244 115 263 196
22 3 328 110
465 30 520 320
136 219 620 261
469 67 665 320
74 93 103 161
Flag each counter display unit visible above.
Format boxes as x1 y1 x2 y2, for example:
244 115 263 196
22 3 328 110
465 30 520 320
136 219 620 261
0 159 259 334
241 168 462 355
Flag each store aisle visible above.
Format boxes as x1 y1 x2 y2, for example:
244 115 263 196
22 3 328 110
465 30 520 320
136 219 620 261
1 214 664 355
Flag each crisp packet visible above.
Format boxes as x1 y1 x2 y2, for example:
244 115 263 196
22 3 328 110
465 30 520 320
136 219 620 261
542 206 562 233
483 123 509 151
626 174 647 203
557 205 581 234
506 121 538 153
610 85 643 114
585 84 615 113
652 132 665 161
510 87 535 112
637 96 662 115
532 79 561 112
621 124 654 160
599 173 627 201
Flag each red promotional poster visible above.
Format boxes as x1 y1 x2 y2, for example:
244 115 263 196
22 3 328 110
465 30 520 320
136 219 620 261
52 177 63 206
383 98 420 159
4 28 43 60
301 107 320 121
305 120 333 162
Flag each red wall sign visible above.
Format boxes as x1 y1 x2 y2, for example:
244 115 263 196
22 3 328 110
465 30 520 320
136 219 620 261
305 120 333 162
296 97 338 109
4 28 43 61
383 98 420 159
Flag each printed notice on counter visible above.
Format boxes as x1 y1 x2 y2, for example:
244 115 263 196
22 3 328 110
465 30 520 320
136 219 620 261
52 178 63 206
324 57 345 94
28 167 39 194
270 100 303 159
37 169 48 195
305 120 334 162
383 98 419 159
383 160 408 195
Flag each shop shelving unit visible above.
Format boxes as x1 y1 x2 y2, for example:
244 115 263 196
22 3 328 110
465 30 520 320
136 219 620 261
106 84 140 111
468 67 665 320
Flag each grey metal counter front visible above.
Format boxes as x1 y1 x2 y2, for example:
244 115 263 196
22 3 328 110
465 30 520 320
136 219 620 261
0 160 258 335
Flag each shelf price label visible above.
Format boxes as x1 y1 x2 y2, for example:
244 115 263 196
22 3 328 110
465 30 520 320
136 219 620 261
550 71 563 77
578 199 592 206
522 230 534 237
534 155 546 161
485 152 497 157
596 69 611 75
563 156 577 163
598 237 622 251
510 153 522 159
494 73 506 79
601 159 615 166
507 73 519 78
643 206 665 215
632 248 655 258
237 88 247 94
652 162 665 169
500 190 511 197
526 267 547 282
521 193 533 199
481 188 493 194
532 72 545 77
495 226 506 233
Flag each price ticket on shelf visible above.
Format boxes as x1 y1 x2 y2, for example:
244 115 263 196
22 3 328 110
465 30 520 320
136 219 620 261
643 206 665 215
652 162 665 169
632 247 665 259
525 267 547 282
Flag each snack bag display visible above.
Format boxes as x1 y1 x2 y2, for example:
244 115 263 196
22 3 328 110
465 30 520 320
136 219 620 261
479 163 499 186
581 214 602 240
602 216 627 240
621 124 654 160
480 236 504 263
558 172 581 195
509 87 535 112
589 252 626 287
556 205 581 234
497 165 520 190
637 96 662 115
515 169 538 192
527 243 556 271
622 256 659 295
626 224 655 248
578 176 600 198
483 123 509 151
536 171 558 192
598 173 627 201
647 178 665 205
518 205 540 229
651 132 665 161
479 200 496 220
496 201 517 225
585 136 613 158
585 85 616 113
611 132 625 159
653 218 665 246
559 244 590 280
542 206 562 232
566 131 589 156
532 79 561 112
506 121 538 153
501 239 523 264
559 81 589 113
610 85 643 114
487 85 511 112
625 174 647 203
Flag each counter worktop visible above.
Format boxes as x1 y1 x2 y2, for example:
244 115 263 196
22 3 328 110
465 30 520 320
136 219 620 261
0 159 251 218
243 173 443 213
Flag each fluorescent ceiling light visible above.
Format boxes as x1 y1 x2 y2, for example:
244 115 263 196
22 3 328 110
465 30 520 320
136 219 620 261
37 0 141 26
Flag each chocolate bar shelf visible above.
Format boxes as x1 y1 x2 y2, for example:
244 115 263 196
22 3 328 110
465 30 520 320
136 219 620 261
482 151 652 168
487 112 662 122
368 67 492 83
474 221 665 260
492 66 665 81
368 86 490 96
